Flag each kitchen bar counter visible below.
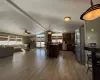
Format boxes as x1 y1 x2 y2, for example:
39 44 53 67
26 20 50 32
84 47 100 80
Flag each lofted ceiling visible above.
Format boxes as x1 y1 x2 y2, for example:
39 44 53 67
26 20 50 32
0 0 100 35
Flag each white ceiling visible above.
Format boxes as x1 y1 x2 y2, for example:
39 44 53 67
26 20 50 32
0 0 100 35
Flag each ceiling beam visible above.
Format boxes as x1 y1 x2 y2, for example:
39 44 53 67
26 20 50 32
6 0 47 30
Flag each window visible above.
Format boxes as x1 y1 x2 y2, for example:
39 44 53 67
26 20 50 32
52 33 62 43
41 42 45 47
0 35 8 45
0 41 8 45
8 38 16 45
57 39 62 43
36 42 41 47
52 39 57 43
16 41 22 45
0 34 22 45
16 39 22 45
36 34 45 47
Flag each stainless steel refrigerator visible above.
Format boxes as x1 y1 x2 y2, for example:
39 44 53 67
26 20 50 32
75 26 85 64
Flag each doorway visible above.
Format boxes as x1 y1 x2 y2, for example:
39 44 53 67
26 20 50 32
36 34 45 48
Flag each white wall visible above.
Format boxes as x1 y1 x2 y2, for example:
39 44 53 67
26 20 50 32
85 17 100 47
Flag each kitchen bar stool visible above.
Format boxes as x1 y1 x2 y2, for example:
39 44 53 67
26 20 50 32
86 51 92 73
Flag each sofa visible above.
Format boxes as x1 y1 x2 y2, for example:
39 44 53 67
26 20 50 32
0 46 14 58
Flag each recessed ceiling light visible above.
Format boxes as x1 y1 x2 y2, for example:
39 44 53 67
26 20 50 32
91 29 94 31
88 36 91 39
64 17 71 21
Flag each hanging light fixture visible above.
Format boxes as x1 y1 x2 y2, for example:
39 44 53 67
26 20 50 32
48 31 52 34
80 0 100 20
48 25 52 35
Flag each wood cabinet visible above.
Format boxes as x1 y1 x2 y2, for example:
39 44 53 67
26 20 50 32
48 34 52 42
63 33 71 43
63 33 75 51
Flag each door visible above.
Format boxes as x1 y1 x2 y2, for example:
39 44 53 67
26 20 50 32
36 34 45 48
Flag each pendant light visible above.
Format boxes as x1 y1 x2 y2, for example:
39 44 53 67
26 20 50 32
80 0 100 20
48 31 52 35
48 25 52 35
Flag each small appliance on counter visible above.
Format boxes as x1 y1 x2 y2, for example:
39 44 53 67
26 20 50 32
87 43 97 48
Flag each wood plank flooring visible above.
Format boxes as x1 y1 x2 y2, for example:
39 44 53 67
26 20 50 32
0 49 92 80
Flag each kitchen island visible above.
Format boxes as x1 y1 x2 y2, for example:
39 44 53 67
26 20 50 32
47 43 60 58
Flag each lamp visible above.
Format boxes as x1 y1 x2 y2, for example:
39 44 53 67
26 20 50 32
80 0 100 20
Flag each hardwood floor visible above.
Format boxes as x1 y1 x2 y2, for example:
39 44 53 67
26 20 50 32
0 49 92 80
